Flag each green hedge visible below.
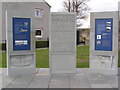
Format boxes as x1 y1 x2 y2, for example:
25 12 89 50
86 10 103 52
0 43 6 51
36 41 49 48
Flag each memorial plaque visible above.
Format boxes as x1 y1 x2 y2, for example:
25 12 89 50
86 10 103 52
95 19 113 51
13 18 31 51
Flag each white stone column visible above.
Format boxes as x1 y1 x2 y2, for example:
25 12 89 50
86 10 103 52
50 12 76 74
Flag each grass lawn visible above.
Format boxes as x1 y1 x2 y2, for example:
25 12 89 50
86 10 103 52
36 48 49 68
0 46 120 68
76 46 89 68
119 51 120 67
0 52 7 68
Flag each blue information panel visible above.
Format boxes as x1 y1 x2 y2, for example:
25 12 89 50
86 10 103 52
13 18 31 51
95 19 113 51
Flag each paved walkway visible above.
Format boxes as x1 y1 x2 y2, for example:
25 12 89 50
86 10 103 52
1 68 119 88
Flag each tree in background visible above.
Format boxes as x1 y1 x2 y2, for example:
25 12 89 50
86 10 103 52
63 0 90 27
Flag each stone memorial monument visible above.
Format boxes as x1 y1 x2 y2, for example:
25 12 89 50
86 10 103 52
6 11 36 76
90 11 118 75
50 12 76 73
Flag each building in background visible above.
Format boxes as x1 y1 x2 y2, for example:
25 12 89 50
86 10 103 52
0 0 51 43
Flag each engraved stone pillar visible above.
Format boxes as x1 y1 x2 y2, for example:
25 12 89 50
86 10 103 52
50 13 76 74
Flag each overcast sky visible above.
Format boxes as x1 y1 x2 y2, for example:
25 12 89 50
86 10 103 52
45 0 120 28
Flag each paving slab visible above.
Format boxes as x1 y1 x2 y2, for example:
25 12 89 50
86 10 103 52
5 68 39 88
69 74 91 88
28 68 50 88
91 84 112 88
83 68 117 76
49 74 70 88
36 68 50 76
0 68 7 76
118 73 120 89
70 69 91 88
2 75 15 88
110 76 118 88
28 76 51 88
0 76 2 89
0 68 119 88
118 68 120 90
0 68 2 76
6 75 35 88
83 68 118 88
2 69 15 88
76 68 85 75
118 68 120 76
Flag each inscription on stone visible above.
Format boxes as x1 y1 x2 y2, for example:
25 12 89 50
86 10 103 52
50 13 76 73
